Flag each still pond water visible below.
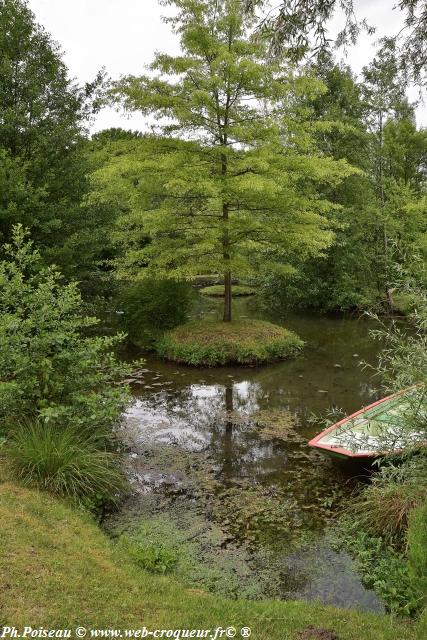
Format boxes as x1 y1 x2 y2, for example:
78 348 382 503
109 297 386 612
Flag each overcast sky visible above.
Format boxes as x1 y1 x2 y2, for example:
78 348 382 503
27 0 426 132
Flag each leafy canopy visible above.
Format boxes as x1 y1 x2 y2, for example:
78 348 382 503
97 0 356 300
0 225 131 439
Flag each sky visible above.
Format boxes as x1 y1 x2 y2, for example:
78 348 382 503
27 0 427 132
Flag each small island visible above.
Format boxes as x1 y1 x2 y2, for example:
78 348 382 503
156 318 304 365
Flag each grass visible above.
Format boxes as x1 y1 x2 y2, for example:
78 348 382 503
156 319 304 365
0 479 422 639
346 462 427 542
199 285 256 297
3 421 125 502
332 461 427 617
408 500 427 609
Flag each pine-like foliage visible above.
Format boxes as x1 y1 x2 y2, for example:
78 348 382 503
96 0 357 320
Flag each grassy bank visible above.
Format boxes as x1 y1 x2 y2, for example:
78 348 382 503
0 480 422 639
156 319 304 365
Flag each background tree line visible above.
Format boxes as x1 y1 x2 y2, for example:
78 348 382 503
1 0 426 320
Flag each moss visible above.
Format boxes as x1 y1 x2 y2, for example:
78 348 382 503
200 285 256 297
0 482 419 639
156 319 304 365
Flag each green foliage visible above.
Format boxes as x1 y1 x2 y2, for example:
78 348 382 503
4 420 125 502
0 225 131 439
407 499 427 608
98 0 356 321
347 460 427 544
334 456 427 616
257 52 427 314
368 287 427 448
156 319 304 365
117 278 194 347
0 0 91 262
120 534 179 574
333 518 420 616
333 279 427 618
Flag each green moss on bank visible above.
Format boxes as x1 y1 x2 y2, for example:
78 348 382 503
200 285 256 297
156 319 304 365
0 482 420 639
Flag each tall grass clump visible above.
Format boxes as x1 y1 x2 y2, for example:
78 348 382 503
347 459 427 543
4 421 125 502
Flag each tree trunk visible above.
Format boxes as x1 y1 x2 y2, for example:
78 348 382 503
222 194 232 322
223 270 232 322
378 110 394 313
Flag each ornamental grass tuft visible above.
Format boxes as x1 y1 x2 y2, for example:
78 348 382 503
4 420 125 502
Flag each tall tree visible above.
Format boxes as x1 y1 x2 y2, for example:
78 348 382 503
103 0 355 322
361 41 426 309
0 0 100 274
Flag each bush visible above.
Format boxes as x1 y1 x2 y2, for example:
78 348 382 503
4 421 125 502
0 225 132 440
156 319 304 365
117 279 194 347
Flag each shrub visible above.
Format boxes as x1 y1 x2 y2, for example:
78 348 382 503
0 225 132 440
4 421 125 502
156 319 304 366
117 279 194 347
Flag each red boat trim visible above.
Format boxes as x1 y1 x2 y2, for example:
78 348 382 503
308 389 409 459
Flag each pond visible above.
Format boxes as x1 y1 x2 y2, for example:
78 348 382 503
106 296 386 612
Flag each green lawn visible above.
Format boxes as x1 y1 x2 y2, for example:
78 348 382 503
0 481 423 639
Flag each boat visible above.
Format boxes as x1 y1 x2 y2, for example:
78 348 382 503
308 388 425 460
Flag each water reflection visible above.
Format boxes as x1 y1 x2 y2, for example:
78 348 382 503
115 308 386 611
122 311 383 501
